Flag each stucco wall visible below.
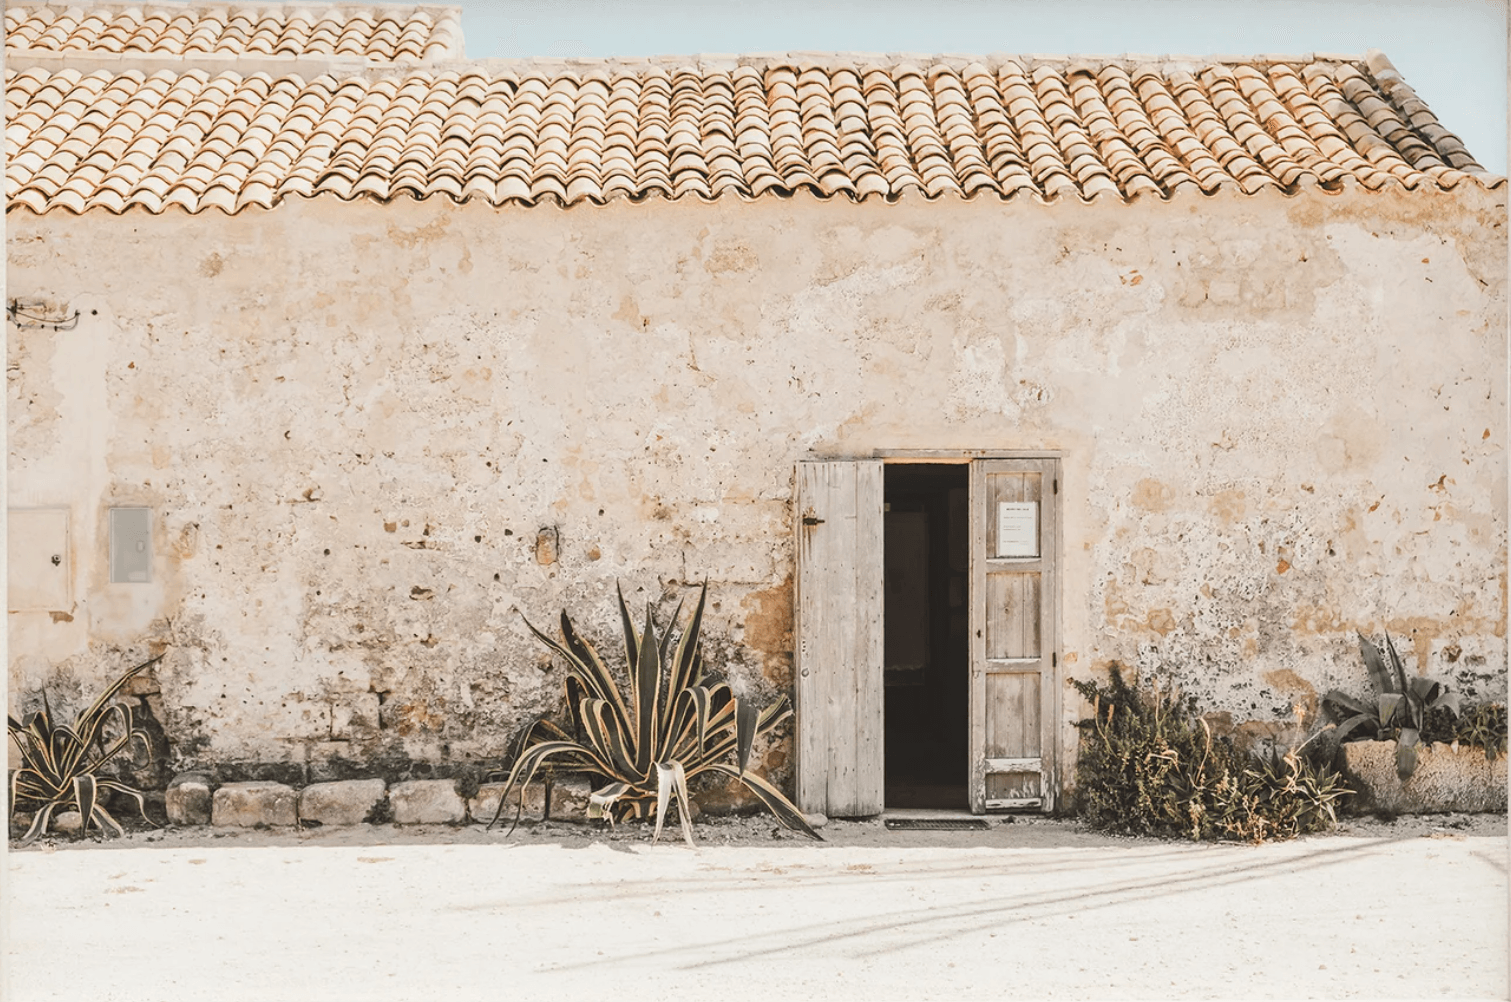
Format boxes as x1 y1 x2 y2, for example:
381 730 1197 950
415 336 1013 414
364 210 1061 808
7 186 1507 793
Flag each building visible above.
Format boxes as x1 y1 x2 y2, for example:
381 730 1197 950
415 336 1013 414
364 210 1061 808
6 1 1505 817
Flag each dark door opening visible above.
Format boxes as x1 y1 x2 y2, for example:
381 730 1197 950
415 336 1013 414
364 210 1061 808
883 463 970 809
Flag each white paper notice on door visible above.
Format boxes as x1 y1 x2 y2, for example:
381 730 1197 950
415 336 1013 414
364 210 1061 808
996 502 1039 557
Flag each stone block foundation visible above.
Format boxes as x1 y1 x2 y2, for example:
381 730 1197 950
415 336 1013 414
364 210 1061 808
299 779 387 826
389 780 467 824
166 772 214 826
212 782 298 827
548 776 592 821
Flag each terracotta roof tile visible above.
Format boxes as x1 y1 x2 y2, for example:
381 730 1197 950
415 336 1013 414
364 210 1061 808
6 2 463 63
6 50 1501 215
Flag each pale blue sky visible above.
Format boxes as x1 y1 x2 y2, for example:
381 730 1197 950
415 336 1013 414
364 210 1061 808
450 0 1508 175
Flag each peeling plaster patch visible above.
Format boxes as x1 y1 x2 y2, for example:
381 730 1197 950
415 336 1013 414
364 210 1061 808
740 575 794 688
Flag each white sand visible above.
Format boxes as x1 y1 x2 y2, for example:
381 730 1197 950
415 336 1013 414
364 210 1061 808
6 815 1507 1001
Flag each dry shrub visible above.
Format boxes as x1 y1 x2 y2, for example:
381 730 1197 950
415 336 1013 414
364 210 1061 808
1072 666 1350 843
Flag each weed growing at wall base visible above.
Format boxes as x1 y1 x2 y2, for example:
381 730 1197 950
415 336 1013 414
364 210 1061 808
1426 702 1508 761
1072 666 1349 843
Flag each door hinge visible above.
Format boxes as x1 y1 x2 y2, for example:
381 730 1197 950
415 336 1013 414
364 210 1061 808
1053 478 1058 494
1052 652 1057 667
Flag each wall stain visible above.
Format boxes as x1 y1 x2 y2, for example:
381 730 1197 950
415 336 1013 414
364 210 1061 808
1131 478 1174 513
1261 668 1318 723
741 574 794 687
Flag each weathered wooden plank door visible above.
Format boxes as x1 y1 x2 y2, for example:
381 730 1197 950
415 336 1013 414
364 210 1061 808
794 459 884 817
969 459 1059 813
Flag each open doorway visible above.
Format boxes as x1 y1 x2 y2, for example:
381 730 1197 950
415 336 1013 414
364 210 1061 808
883 463 969 809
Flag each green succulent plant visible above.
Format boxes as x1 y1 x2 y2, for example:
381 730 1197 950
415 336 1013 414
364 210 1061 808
1321 632 1460 779
8 655 162 843
489 583 819 845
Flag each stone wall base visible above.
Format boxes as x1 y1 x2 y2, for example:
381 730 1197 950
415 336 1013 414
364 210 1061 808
149 772 612 828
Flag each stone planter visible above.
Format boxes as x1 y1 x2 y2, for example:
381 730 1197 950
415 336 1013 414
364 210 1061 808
1339 740 1507 814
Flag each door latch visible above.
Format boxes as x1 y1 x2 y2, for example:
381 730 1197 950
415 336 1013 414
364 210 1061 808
802 516 825 526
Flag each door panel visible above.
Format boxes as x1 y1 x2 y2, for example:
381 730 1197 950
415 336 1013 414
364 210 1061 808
985 573 1040 659
986 771 1042 802
985 672 1040 759
970 459 1059 813
795 459 884 817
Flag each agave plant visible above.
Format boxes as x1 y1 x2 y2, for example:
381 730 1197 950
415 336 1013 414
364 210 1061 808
8 654 162 843
488 583 819 845
1321 632 1460 779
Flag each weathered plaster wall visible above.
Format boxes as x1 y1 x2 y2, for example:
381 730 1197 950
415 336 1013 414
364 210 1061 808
7 186 1506 793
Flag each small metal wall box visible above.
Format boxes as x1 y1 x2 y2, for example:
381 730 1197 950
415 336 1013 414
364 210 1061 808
7 508 71 611
109 507 152 584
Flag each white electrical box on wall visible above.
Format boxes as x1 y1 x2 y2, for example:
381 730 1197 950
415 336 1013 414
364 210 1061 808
8 508 71 612
109 507 152 583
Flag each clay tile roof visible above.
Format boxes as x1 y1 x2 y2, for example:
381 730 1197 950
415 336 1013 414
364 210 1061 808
5 1 464 63
4 47 1501 215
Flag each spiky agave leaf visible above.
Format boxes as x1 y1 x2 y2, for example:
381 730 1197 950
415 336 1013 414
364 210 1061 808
753 694 794 735
1330 712 1382 744
1357 633 1397 697
662 585 708 734
631 603 662 776
588 781 632 821
524 614 630 731
1396 728 1422 779
95 780 149 832
657 598 684 677
1407 675 1442 706
1321 690 1370 722
1383 633 1411 696
666 688 740 769
671 692 792 778
579 696 640 781
651 760 695 848
616 583 641 677
485 737 612 833
735 697 759 776
74 774 97 836
707 763 821 840
19 802 60 844
667 684 718 759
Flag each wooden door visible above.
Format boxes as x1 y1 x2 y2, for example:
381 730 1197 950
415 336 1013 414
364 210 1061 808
794 460 884 817
969 459 1059 813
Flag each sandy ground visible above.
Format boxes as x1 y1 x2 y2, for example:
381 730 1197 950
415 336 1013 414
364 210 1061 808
6 813 1508 1001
